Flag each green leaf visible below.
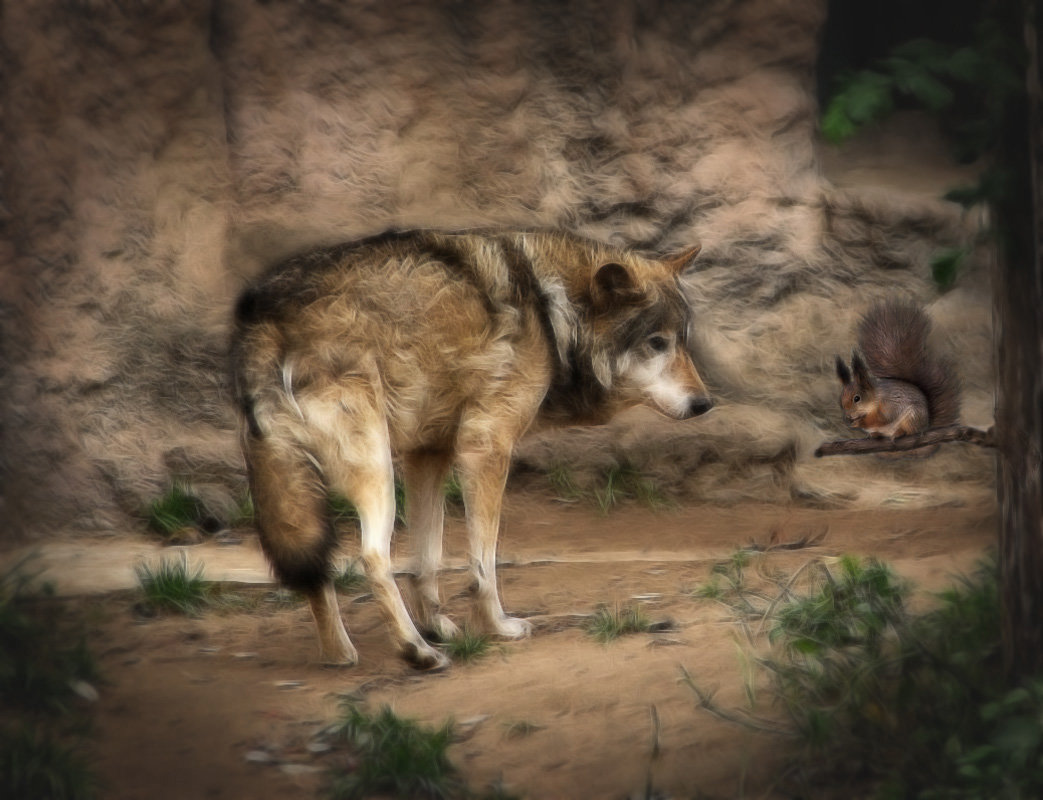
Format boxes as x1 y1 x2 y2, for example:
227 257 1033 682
901 69 955 111
930 247 969 291
842 71 894 124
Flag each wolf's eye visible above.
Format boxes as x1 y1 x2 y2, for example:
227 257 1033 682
648 335 669 353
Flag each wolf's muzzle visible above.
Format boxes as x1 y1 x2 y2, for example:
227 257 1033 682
686 396 714 418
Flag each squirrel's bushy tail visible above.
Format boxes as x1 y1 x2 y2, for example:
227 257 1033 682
857 300 961 427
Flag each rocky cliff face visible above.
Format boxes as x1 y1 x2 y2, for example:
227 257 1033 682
0 0 990 540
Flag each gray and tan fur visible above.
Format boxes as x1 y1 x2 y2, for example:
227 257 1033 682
230 229 712 669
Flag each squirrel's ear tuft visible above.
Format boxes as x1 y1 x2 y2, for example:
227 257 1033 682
851 350 875 387
835 355 851 384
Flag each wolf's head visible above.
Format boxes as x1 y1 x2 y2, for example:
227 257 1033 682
585 244 713 421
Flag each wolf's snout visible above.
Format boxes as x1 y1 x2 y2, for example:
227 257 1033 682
686 396 714 418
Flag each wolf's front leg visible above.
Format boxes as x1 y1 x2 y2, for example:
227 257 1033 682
457 448 533 640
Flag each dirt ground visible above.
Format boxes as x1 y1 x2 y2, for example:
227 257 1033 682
11 484 998 800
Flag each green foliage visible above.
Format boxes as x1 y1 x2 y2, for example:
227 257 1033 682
333 560 367 594
443 471 465 510
442 629 496 664
327 491 361 526
135 554 212 615
326 701 517 799
547 462 672 514
328 471 463 530
822 27 1021 154
0 726 97 800
327 702 464 800
230 490 255 528
0 560 99 800
0 560 98 717
691 553 1043 797
930 247 971 291
145 483 211 538
546 463 584 502
820 18 1024 294
585 603 654 642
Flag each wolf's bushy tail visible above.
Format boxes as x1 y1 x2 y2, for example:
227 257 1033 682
243 432 337 593
857 299 961 427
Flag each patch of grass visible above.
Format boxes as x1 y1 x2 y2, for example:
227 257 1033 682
326 701 518 800
546 462 673 514
546 463 584 502
333 560 367 594
145 482 215 539
688 553 1043 798
135 553 212 615
0 559 98 717
593 464 672 514
0 725 97 800
443 471 465 510
326 701 464 800
442 629 496 664
230 490 255 528
585 603 654 643
327 491 361 527
0 559 99 799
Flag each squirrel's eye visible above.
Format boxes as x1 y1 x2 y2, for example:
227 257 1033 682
648 335 669 353
853 394 861 403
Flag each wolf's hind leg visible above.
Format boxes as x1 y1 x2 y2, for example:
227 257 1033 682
457 448 533 640
310 398 450 671
244 433 357 665
402 450 460 643
355 467 450 670
307 582 359 666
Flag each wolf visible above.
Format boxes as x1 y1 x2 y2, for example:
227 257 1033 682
230 229 713 670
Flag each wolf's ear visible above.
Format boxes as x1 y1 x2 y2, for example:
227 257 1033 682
663 244 702 275
851 350 875 388
835 355 851 385
591 262 638 307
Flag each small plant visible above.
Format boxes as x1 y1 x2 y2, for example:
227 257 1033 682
688 553 1043 798
145 482 217 539
585 603 654 642
442 629 496 664
0 725 97 800
230 490 255 528
0 559 98 717
135 553 212 615
327 492 360 527
326 701 464 800
548 462 672 514
0 559 99 799
546 463 583 502
333 560 367 594
443 471 465 510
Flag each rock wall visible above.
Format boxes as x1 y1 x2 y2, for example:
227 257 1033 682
0 0 993 541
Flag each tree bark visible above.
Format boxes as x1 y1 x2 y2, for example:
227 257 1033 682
995 0 1043 682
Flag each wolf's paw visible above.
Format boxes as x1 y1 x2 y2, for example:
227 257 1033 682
490 616 533 640
421 614 461 644
401 640 451 672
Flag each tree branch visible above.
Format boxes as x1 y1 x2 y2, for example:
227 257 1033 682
814 425 996 457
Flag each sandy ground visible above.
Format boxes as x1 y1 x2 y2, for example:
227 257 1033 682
5 486 998 800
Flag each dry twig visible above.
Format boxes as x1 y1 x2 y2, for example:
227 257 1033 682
814 425 995 457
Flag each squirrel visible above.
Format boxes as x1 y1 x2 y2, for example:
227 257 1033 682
834 300 961 440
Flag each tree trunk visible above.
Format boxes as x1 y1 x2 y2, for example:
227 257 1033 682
995 0 1043 681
